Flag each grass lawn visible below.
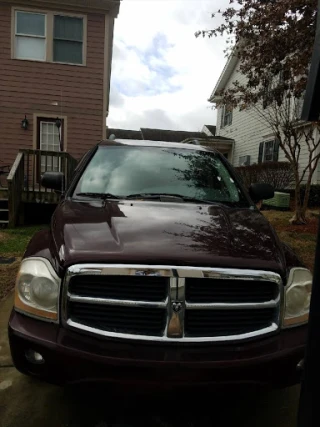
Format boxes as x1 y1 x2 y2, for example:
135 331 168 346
0 225 47 301
0 211 318 301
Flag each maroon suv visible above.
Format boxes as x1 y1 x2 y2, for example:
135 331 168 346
8 140 311 388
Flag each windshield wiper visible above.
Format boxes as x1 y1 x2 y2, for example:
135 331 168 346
75 192 124 200
126 193 221 205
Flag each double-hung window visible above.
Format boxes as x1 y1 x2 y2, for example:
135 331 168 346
258 139 280 163
15 11 46 61
220 105 233 128
53 15 84 64
263 140 275 162
14 9 85 65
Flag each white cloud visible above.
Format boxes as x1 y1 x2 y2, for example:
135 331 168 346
108 0 230 132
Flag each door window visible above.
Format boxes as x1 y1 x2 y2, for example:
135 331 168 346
39 121 62 172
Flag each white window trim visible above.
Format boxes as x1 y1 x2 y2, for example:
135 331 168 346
12 7 87 66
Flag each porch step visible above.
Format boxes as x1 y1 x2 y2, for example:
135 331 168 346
0 199 9 224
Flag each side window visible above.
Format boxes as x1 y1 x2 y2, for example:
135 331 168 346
220 105 233 128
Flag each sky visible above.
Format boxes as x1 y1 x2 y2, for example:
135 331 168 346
108 0 229 132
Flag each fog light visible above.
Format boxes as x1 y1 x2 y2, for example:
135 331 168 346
25 349 45 365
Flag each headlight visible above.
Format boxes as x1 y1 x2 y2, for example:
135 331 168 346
14 258 61 322
283 268 312 328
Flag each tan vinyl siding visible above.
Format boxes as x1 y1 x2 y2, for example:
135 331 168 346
0 4 107 166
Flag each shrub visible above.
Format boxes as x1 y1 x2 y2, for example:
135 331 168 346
236 162 294 190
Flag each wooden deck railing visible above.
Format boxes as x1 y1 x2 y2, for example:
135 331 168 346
21 149 78 197
7 149 77 227
7 152 25 227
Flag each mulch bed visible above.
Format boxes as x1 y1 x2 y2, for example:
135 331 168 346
278 217 319 234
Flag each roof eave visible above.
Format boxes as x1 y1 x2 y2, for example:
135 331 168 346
208 50 239 103
1 0 121 16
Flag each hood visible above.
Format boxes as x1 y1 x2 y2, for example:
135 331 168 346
51 200 285 275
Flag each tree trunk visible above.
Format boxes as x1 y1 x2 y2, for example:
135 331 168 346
290 171 307 225
302 173 313 220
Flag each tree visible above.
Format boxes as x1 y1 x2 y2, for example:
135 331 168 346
197 0 320 223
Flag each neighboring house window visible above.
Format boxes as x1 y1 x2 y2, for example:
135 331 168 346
53 15 84 64
220 106 233 128
239 155 251 166
258 139 280 163
15 11 46 61
14 10 85 65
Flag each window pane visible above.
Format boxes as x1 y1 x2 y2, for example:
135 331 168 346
53 134 60 146
53 40 83 64
264 141 274 162
47 134 54 146
54 16 83 41
16 36 45 60
41 135 48 146
16 11 45 36
41 123 48 133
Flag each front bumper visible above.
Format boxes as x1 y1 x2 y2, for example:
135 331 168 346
8 310 306 388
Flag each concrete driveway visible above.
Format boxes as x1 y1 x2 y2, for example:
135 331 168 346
0 295 300 427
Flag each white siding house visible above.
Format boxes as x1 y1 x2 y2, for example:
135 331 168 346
209 54 320 184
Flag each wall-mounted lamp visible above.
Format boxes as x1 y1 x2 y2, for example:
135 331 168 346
55 118 62 129
21 115 29 130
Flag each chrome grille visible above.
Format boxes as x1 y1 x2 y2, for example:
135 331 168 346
63 265 282 343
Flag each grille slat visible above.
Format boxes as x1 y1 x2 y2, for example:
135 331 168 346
68 302 166 336
69 275 168 302
185 308 275 337
186 278 278 303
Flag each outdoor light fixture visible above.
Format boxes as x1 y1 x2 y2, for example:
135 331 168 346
55 118 62 129
21 115 29 130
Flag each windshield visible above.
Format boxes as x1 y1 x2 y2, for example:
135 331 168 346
73 146 248 206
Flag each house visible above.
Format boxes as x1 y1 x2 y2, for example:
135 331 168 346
107 127 234 160
201 125 216 137
0 0 121 226
209 53 320 181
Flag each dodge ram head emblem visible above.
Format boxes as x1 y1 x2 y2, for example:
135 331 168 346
168 301 184 337
172 302 182 313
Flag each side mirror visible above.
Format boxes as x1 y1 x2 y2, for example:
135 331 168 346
249 183 274 203
41 172 65 192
